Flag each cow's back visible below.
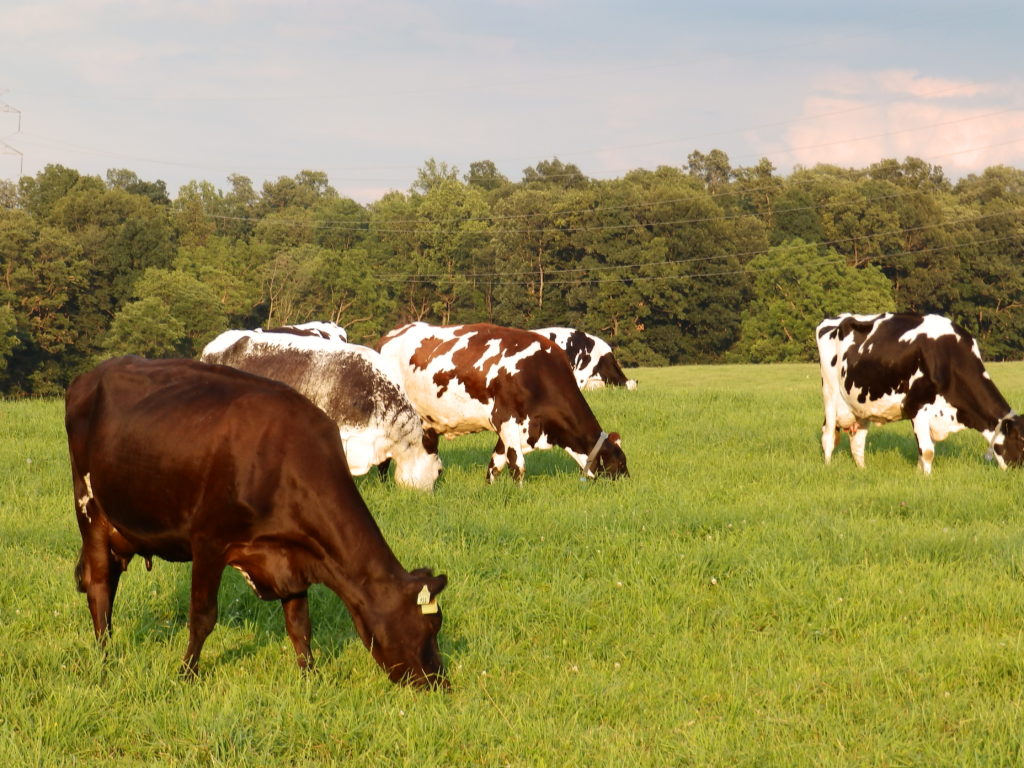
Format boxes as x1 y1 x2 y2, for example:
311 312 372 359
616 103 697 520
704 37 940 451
202 332 439 486
378 322 578 436
66 356 351 554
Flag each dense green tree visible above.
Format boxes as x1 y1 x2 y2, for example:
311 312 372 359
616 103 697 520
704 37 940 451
17 164 85 219
174 237 266 326
99 296 185 358
412 159 460 195
259 170 337 212
734 238 895 362
105 168 170 205
687 149 732 191
521 158 588 189
465 160 509 192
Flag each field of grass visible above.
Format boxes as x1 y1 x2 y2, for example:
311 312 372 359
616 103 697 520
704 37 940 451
4 362 1024 766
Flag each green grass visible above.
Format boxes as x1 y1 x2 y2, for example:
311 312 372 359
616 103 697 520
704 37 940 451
4 363 1024 766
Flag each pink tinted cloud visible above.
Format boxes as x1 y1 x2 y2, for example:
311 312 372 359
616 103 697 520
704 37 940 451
783 70 1024 173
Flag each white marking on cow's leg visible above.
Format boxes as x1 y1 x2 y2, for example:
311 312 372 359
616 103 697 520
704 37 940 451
487 439 508 484
912 412 936 475
77 472 94 522
849 422 869 468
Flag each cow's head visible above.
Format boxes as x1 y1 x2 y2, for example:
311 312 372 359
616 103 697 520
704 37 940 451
991 416 1024 469
353 569 448 689
393 446 444 492
586 432 628 479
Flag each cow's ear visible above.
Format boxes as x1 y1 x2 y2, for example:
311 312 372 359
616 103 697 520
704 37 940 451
407 570 448 600
608 432 622 446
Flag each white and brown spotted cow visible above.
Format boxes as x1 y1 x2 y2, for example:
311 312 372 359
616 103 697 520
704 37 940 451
532 327 637 391
201 328 442 491
817 312 1024 474
377 322 628 484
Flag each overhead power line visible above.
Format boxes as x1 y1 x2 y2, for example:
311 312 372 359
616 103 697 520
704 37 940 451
0 90 23 179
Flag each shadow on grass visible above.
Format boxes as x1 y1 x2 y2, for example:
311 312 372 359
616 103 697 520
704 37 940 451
113 558 469 680
822 425 991 469
115 562 367 672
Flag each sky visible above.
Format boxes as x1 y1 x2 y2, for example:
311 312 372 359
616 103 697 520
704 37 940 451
2 0 1022 203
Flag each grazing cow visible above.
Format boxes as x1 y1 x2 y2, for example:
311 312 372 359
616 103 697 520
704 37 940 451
533 327 637 391
377 322 628 483
817 312 1024 474
65 356 447 687
201 329 441 491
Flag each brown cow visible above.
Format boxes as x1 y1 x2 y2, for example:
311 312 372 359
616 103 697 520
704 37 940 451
65 356 447 687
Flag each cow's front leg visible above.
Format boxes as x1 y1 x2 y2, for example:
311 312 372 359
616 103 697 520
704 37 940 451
487 438 507 483
911 412 936 475
182 551 225 677
282 592 313 670
490 423 526 485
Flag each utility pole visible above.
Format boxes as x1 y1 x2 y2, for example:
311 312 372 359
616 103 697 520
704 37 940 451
0 90 23 179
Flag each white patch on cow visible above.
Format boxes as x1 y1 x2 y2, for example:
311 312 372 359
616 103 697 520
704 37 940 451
199 329 252 358
474 339 504 373
77 472 94 521
898 314 958 343
484 340 542 386
202 328 440 491
288 321 348 342
379 324 501 437
231 564 260 595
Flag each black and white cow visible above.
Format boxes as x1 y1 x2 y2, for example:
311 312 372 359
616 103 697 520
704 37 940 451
377 322 628 484
817 312 1024 474
201 328 442 491
532 327 637 390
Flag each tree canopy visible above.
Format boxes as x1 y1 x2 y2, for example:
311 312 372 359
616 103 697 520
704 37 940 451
1 156 1023 394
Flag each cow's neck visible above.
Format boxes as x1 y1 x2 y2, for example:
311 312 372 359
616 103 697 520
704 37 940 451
552 416 606 471
309 492 409 611
951 376 1013 436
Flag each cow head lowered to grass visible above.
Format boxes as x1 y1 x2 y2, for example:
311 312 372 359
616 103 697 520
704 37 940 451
65 356 448 688
377 322 629 484
817 312 1024 474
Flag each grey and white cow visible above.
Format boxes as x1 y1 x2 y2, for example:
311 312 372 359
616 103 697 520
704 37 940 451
201 328 442 491
533 327 637 391
817 312 1024 474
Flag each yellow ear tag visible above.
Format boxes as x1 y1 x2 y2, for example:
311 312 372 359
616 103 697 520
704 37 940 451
417 584 439 614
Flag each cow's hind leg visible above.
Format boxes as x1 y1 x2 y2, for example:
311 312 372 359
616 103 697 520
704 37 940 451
75 484 126 642
821 408 839 465
181 548 225 676
282 592 313 670
849 421 869 468
76 532 126 642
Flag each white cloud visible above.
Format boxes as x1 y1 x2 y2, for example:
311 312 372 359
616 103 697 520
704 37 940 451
782 69 1024 174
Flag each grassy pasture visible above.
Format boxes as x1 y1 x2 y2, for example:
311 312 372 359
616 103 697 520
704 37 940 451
3 362 1024 766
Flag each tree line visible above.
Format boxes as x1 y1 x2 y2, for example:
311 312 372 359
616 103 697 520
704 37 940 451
1 152 1022 395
